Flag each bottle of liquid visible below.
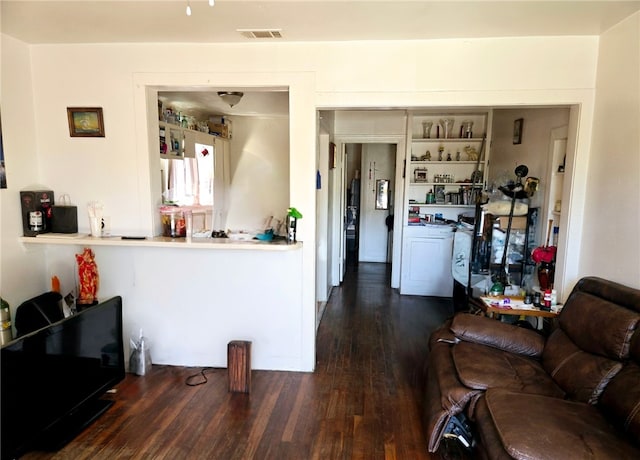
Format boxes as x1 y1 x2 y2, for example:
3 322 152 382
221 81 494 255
543 288 552 309
426 190 435 204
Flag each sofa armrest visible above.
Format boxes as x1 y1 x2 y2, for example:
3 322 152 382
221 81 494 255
450 313 545 358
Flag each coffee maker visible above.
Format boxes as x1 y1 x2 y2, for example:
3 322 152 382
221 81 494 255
20 190 54 236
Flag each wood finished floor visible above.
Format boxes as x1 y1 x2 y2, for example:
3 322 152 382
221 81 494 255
23 263 453 460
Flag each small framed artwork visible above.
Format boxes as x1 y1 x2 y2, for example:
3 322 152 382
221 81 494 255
329 142 336 169
67 107 105 137
413 167 428 183
513 118 523 145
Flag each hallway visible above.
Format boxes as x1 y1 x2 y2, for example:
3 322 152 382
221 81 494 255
314 262 454 458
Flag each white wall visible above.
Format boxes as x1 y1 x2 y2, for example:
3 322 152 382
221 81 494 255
225 116 290 231
0 36 50 308
490 108 570 208
316 131 330 306
1 34 616 369
490 108 571 239
42 243 305 371
580 12 640 289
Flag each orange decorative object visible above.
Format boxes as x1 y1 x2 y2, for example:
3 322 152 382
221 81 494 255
76 248 99 305
51 275 60 293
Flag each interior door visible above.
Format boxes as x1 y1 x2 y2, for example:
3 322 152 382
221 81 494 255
359 144 395 263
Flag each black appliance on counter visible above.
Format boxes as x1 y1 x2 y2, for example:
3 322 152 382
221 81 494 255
20 190 54 236
1 296 125 459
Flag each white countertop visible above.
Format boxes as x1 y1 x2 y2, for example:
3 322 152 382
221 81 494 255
21 234 302 251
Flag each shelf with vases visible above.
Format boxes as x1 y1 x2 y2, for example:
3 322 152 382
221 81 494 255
405 110 492 222
411 138 485 143
410 160 480 165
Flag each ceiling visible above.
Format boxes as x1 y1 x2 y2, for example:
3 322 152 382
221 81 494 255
3 1 640 45
159 89 289 119
4 1 639 118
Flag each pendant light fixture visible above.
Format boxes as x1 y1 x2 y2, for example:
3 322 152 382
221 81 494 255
218 92 244 108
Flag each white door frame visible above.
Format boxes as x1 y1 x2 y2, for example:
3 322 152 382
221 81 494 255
332 135 406 288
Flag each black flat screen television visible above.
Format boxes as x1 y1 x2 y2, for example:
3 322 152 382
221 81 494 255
1 296 124 459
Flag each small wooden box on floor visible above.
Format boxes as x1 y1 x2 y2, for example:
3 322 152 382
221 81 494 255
227 340 251 393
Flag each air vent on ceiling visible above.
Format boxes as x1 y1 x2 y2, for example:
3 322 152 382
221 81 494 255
238 29 283 39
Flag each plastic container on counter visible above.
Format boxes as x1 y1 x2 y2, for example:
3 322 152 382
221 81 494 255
159 206 187 238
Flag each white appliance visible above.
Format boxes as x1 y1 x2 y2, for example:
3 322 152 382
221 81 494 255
400 224 454 296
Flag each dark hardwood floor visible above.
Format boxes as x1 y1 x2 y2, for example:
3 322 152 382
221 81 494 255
23 263 453 459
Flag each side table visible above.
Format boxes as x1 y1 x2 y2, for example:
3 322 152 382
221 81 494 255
477 295 561 330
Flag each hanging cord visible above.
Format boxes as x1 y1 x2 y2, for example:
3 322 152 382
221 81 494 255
185 367 216 386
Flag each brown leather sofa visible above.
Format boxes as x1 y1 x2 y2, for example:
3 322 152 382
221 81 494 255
423 276 640 458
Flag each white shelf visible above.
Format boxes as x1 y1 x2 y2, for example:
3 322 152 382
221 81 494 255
410 182 481 186
160 153 184 160
410 161 480 165
21 235 302 251
408 203 474 208
411 137 484 143
405 110 491 223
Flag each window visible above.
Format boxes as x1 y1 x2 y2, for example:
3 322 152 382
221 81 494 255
162 142 214 206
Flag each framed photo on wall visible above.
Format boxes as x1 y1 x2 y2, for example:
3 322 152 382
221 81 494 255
513 118 523 145
67 107 105 137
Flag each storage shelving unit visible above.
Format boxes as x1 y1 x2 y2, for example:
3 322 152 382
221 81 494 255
159 121 185 160
405 111 492 223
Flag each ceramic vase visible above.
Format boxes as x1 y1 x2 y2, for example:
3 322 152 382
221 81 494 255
537 262 555 290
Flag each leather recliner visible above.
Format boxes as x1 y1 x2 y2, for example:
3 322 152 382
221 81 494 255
423 276 640 458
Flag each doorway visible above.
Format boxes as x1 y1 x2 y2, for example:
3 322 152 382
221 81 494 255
333 136 405 288
357 143 396 263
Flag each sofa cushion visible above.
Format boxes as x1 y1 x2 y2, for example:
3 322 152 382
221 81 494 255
543 328 623 404
559 290 640 360
482 389 640 460
450 313 545 357
452 341 564 398
599 361 640 444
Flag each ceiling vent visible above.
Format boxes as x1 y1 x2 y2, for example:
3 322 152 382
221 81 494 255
238 29 283 39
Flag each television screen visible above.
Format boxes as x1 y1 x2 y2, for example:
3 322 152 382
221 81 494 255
1 296 124 459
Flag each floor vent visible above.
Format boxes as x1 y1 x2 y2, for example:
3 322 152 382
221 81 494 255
238 29 283 39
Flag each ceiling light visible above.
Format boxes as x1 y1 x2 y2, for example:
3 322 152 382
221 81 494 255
218 92 244 108
186 0 214 16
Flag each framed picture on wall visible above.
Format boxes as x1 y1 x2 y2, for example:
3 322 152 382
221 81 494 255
67 107 105 137
513 118 523 144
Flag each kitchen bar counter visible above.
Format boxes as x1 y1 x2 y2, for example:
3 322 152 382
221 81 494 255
21 234 302 251
21 233 309 371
